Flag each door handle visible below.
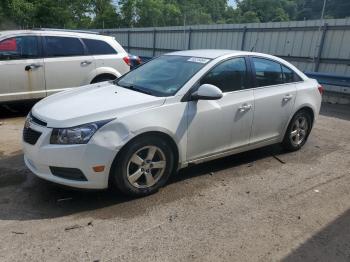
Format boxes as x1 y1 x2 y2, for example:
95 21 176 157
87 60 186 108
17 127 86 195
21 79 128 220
81 61 92 66
283 94 293 102
25 64 42 71
238 104 252 112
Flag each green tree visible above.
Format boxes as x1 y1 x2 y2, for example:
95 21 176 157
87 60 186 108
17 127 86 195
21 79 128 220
119 0 137 27
134 0 181 27
237 0 292 22
1 0 350 29
92 0 120 28
297 0 350 20
327 0 350 19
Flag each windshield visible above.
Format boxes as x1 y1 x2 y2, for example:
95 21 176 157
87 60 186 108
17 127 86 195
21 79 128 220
116 55 210 97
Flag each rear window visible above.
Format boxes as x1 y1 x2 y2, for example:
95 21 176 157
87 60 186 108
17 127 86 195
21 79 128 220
282 65 302 83
0 36 39 60
45 36 85 57
252 57 284 87
83 39 117 55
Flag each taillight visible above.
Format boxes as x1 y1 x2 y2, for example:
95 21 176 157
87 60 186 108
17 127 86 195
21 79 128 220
123 56 131 66
318 84 325 95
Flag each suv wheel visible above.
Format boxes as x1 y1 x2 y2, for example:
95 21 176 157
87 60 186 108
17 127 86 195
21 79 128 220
111 135 175 197
282 110 312 151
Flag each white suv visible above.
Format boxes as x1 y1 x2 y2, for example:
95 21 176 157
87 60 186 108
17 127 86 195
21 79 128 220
0 29 130 103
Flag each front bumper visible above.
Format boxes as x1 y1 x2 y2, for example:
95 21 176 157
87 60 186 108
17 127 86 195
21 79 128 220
22 121 117 189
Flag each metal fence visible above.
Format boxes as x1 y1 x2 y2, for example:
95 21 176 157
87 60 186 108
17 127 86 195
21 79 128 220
97 18 350 78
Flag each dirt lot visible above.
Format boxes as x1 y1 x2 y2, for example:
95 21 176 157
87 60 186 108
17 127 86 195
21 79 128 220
0 103 349 262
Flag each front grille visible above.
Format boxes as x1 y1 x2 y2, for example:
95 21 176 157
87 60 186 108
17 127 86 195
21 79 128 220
30 113 47 127
49 167 88 181
23 127 42 145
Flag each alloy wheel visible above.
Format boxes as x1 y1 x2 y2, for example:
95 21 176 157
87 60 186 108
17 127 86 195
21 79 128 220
290 116 309 146
126 146 166 189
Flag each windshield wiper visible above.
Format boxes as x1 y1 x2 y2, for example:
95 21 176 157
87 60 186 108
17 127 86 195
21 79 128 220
116 82 153 96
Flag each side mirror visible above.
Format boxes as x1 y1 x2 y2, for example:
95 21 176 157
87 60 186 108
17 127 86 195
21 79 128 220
191 84 223 101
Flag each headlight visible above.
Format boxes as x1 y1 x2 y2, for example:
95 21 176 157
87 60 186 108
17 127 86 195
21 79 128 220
50 119 113 145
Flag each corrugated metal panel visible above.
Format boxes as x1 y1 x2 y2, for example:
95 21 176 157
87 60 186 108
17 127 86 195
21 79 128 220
98 18 350 75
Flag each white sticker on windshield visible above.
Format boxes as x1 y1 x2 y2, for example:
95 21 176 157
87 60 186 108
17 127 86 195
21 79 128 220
187 57 210 64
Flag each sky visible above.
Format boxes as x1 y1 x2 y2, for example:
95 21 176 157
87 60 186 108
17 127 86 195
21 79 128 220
228 0 236 6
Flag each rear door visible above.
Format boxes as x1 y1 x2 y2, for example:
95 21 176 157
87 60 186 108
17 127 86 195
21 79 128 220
249 57 297 144
43 36 95 95
0 35 45 102
82 38 129 76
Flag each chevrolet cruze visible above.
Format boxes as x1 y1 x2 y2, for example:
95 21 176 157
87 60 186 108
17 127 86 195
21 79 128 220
22 50 323 196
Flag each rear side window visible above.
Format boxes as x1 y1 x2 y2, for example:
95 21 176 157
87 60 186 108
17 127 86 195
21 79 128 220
0 36 39 60
83 39 117 55
200 58 248 93
45 36 84 57
252 57 283 87
282 65 302 83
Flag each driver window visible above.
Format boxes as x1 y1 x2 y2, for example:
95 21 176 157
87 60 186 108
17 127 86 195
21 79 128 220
200 58 248 93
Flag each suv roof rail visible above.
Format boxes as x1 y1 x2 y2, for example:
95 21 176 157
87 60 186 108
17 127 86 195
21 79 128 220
32 28 101 35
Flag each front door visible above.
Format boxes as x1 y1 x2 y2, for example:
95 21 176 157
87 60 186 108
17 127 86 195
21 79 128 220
186 57 254 161
43 36 95 95
0 35 45 102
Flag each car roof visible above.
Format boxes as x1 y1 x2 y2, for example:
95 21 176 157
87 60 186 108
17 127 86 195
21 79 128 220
166 49 284 60
166 49 265 59
166 49 241 59
0 29 109 40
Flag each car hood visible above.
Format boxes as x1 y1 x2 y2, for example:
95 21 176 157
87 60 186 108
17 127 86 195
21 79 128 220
32 82 166 128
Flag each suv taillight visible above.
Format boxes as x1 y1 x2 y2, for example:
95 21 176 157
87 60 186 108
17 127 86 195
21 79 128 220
318 84 325 95
123 56 131 66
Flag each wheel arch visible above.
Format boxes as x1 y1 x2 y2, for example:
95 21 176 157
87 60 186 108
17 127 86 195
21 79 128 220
86 67 122 84
108 131 180 186
292 105 315 126
282 105 316 142
91 73 117 84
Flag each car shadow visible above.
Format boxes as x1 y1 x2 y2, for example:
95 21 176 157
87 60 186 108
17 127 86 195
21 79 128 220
282 208 350 261
0 101 37 119
0 101 347 222
0 143 286 221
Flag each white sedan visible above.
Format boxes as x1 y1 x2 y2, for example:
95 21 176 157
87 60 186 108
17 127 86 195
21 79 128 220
22 50 323 196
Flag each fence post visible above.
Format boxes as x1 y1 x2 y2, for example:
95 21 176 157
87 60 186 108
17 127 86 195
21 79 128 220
188 27 192 50
241 26 247 51
153 29 157 57
315 23 328 72
127 30 130 53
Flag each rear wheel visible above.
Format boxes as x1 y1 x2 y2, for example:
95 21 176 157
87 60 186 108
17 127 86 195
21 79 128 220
111 136 175 197
282 110 312 151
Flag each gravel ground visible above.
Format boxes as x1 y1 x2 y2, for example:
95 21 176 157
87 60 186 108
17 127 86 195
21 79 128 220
0 103 349 262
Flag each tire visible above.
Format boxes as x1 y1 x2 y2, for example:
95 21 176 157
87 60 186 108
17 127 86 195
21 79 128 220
91 75 116 84
282 110 312 152
110 135 175 197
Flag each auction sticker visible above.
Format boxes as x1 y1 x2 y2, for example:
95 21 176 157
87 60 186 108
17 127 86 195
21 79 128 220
187 57 210 64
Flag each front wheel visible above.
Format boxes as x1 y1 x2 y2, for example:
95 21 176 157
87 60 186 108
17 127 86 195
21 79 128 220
111 136 175 197
282 110 312 151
